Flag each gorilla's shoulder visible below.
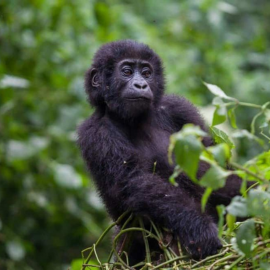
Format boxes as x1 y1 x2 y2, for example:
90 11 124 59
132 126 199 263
160 94 194 108
159 94 199 117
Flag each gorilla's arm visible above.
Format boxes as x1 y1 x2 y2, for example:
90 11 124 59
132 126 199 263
164 95 245 206
161 95 213 146
161 95 208 132
78 116 222 259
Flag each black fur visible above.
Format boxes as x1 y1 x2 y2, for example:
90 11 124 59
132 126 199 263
78 40 242 262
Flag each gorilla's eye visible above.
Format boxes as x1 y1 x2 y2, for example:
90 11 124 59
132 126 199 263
142 69 151 78
122 68 133 76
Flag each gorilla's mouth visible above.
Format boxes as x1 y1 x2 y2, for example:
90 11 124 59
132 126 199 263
125 97 151 101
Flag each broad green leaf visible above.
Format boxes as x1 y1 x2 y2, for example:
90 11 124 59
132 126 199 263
212 105 227 126
204 82 236 101
168 124 207 164
199 164 230 190
228 107 238 128
212 96 225 106
210 127 235 149
236 220 255 257
246 189 270 221
200 149 215 164
226 196 248 218
207 143 231 167
173 135 203 181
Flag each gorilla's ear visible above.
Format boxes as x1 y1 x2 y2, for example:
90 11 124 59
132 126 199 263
90 68 99 87
85 68 105 107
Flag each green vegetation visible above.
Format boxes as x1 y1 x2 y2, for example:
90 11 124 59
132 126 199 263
1 1 270 269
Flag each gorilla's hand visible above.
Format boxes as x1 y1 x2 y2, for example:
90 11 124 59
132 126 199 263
181 222 222 260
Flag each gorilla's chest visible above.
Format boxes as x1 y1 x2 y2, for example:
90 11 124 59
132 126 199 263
131 128 173 178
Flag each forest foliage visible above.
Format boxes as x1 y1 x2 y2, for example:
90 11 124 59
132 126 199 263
1 1 270 269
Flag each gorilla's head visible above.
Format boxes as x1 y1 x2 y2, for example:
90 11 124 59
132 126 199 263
85 40 165 120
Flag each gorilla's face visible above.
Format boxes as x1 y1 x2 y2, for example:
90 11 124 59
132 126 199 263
105 59 155 120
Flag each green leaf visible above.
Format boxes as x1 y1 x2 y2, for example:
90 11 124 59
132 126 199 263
199 164 230 190
228 107 238 128
168 124 207 165
212 105 227 126
212 96 225 106
226 196 248 218
71 259 84 270
217 205 225 238
236 220 255 257
173 135 203 181
201 187 212 212
204 82 236 101
207 143 231 167
246 189 270 221
226 213 236 233
210 127 235 149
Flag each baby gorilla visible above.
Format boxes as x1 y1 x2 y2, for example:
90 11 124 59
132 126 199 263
78 40 242 263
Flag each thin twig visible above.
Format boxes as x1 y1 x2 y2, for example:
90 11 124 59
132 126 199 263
139 217 151 263
230 162 267 183
151 255 189 269
225 255 245 270
82 211 129 268
191 248 229 268
208 254 238 270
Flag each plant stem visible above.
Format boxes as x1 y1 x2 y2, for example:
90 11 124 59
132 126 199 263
191 248 229 268
225 255 245 270
208 254 238 269
112 227 160 269
238 102 262 109
261 131 270 141
151 255 189 269
82 211 129 269
93 244 102 266
243 181 259 196
139 217 151 263
230 162 267 183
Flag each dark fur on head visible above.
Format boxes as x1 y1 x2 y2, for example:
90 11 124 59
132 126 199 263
85 40 164 111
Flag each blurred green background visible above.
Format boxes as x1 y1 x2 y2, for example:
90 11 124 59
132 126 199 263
0 0 270 269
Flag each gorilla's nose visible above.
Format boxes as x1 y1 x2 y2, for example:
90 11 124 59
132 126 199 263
133 82 148 90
